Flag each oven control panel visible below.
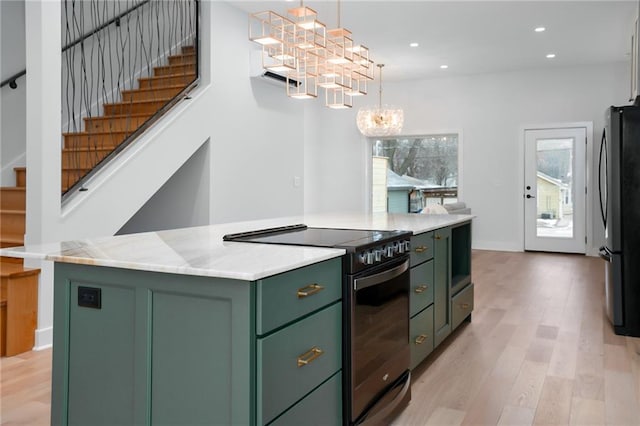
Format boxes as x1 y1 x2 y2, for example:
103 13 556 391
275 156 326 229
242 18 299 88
357 240 411 266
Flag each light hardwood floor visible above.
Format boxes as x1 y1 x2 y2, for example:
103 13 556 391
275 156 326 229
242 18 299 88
1 250 639 425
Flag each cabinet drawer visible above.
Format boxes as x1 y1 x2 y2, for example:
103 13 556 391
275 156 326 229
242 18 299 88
257 302 342 425
410 260 434 316
451 283 474 330
410 231 434 266
410 305 434 370
269 372 342 426
256 258 342 335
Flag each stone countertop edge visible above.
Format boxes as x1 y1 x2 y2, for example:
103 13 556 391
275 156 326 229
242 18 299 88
0 213 474 280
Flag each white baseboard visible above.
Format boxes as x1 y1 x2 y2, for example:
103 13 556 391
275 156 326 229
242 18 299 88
472 240 522 252
34 326 53 350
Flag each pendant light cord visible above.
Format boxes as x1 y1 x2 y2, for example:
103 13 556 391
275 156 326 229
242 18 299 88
377 64 384 108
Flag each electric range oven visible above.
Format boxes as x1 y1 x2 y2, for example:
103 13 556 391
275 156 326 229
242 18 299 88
224 224 412 425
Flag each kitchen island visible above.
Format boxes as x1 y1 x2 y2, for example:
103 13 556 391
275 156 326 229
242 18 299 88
1 212 473 425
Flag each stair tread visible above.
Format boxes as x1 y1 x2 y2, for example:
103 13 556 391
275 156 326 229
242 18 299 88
14 167 25 171
84 113 152 121
139 73 196 80
62 146 116 152
0 209 26 214
0 261 41 279
104 98 172 107
121 84 187 94
1 234 23 243
0 187 26 192
63 130 132 136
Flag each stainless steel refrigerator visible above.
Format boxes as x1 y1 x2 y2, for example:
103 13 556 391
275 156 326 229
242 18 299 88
599 104 640 337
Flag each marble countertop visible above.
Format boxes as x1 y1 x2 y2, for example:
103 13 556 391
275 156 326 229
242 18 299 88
0 213 473 280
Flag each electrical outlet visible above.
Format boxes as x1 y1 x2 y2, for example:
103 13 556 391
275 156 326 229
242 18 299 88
293 176 301 187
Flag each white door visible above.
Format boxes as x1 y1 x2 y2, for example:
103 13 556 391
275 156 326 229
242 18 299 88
524 127 586 253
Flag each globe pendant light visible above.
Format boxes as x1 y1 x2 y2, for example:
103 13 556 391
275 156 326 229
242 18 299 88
356 64 404 137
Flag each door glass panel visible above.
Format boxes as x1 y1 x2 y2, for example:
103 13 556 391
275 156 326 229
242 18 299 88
536 138 574 238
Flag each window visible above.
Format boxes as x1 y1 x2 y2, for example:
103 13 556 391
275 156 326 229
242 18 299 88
371 134 459 213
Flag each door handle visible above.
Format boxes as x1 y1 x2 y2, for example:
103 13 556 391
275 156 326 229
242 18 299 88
526 194 535 199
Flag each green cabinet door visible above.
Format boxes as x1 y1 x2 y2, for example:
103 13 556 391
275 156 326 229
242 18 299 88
433 227 452 348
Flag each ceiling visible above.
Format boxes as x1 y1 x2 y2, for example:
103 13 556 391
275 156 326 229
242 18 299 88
231 0 637 81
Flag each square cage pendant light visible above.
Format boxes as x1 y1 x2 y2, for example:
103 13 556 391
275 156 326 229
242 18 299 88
248 0 374 109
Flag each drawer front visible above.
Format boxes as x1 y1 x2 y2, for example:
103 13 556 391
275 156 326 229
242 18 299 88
410 231 434 266
257 258 342 335
257 302 342 425
451 283 474 330
269 372 342 426
410 305 434 370
410 259 434 316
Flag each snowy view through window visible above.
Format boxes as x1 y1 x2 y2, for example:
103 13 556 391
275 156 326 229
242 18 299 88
372 135 458 213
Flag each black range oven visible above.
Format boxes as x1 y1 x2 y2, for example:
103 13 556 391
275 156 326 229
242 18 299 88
224 224 412 425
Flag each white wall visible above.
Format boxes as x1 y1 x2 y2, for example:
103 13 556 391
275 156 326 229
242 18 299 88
117 141 211 235
207 2 305 224
0 0 26 185
304 62 629 253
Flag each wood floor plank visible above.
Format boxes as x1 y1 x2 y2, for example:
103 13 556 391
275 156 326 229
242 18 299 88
497 405 536 426
569 397 605 425
532 376 574 425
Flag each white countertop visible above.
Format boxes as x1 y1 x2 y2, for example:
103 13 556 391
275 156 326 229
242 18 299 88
0 213 472 280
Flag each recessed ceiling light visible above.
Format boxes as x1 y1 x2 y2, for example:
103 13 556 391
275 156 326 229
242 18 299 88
409 42 419 47
546 53 556 59
440 64 448 69
535 27 546 32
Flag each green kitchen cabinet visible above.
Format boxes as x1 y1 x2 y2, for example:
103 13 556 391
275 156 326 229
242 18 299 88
433 226 452 348
51 257 342 426
409 220 473 369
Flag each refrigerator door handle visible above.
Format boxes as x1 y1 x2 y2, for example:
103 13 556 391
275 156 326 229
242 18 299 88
598 129 608 228
599 246 612 261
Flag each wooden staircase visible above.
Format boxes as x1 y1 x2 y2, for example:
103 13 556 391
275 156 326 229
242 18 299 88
0 167 40 357
62 45 196 193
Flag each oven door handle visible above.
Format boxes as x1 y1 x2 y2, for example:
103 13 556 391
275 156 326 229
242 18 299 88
354 260 409 291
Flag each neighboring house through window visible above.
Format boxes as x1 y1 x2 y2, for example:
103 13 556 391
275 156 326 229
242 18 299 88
371 134 459 213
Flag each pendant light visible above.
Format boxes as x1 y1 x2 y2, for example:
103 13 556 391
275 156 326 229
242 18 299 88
356 64 404 136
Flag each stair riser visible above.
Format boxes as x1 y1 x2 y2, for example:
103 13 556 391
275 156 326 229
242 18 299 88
138 74 195 89
103 101 166 116
0 213 25 236
122 86 184 102
61 150 112 169
84 116 150 133
0 256 23 263
181 45 195 54
154 63 196 76
0 190 26 210
64 133 129 149
168 55 196 66
14 169 26 188
62 170 91 192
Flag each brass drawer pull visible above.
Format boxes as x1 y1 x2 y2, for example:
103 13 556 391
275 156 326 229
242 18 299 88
414 245 428 253
414 285 428 294
434 234 442 240
460 303 470 309
414 334 428 345
297 283 324 298
297 346 324 367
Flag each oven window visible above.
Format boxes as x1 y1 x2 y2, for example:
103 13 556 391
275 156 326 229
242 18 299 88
353 267 409 385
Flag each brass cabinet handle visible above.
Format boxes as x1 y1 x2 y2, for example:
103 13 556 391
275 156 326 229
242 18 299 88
414 285 428 294
297 346 324 367
414 245 428 253
434 234 442 240
460 303 470 309
414 334 428 345
297 283 324 298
